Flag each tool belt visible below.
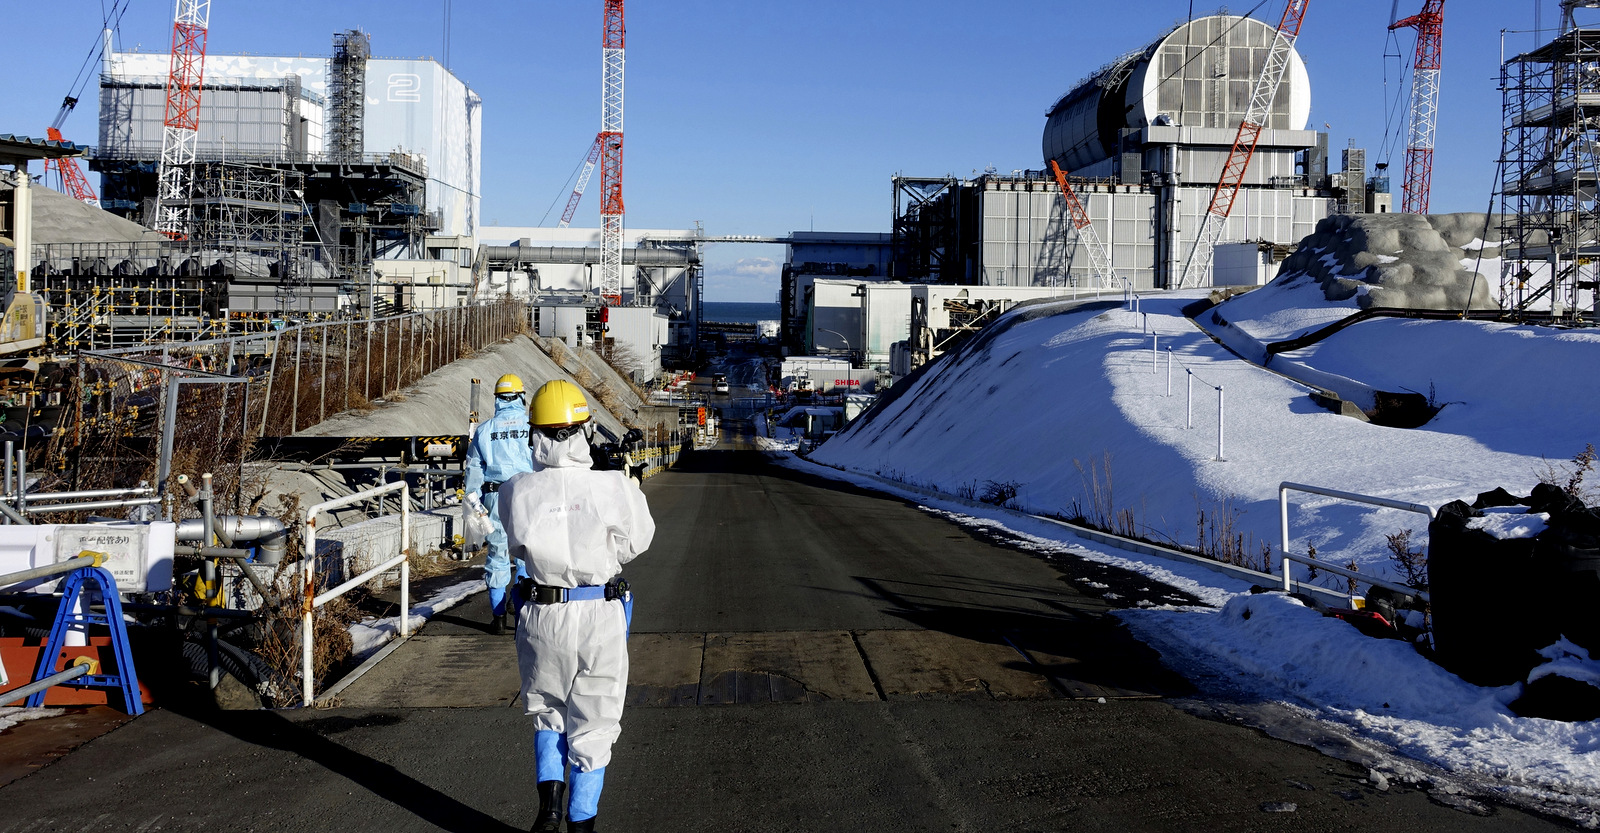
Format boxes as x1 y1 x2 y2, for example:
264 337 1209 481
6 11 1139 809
518 577 628 605
481 482 501 494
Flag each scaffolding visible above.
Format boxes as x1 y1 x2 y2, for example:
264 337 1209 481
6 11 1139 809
328 30 370 164
891 176 964 283
1499 26 1600 320
1339 144 1367 216
185 162 310 313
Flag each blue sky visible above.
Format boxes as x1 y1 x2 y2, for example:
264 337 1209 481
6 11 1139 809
0 1 1580 302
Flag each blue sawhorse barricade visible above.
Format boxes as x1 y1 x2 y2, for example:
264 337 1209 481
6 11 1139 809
6 553 144 715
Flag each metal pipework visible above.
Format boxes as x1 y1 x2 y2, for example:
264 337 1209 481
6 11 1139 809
0 552 103 590
200 473 217 547
479 245 699 267
177 545 273 603
1 662 91 706
21 496 162 515
8 486 158 503
120 601 254 620
175 515 288 564
15 447 25 518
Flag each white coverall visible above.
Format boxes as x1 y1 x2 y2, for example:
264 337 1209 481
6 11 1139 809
500 431 655 773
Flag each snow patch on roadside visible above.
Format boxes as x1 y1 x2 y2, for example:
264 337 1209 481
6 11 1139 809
348 578 481 659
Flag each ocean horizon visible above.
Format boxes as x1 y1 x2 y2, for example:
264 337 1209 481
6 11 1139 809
702 302 781 324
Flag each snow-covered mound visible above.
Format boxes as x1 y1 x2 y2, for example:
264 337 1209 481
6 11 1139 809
803 291 1600 822
813 294 1599 584
1273 212 1500 314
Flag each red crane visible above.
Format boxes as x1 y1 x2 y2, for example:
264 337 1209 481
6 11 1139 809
598 0 625 304
1390 0 1445 215
44 97 99 207
1048 160 1115 288
1178 0 1310 287
154 0 212 237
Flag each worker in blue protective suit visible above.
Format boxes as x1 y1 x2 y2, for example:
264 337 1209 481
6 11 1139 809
500 379 654 833
463 373 536 634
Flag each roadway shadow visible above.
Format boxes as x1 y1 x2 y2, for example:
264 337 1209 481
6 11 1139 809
852 574 1194 698
164 704 524 832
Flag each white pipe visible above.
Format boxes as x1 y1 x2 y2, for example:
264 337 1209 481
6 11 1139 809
1165 347 1172 396
1277 482 1436 598
1280 486 1292 592
1151 333 1158 372
1185 370 1193 429
1215 386 1225 462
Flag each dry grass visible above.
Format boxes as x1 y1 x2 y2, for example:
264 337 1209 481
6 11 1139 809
408 547 456 580
1070 452 1138 538
1194 494 1271 573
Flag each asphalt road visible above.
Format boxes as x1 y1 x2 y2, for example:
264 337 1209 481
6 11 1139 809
0 425 1575 832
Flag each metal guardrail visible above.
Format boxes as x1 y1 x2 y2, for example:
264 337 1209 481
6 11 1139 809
301 479 411 706
1277 481 1434 603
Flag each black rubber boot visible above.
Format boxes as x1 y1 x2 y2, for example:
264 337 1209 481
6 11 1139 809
489 614 504 635
532 780 565 832
566 816 596 833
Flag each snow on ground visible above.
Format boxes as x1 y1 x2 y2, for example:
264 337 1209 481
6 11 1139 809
348 578 481 659
0 706 61 733
1215 272 1358 341
813 294 1597 583
785 287 1600 823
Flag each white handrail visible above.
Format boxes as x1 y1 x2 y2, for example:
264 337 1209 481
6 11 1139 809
302 479 411 706
1278 481 1435 603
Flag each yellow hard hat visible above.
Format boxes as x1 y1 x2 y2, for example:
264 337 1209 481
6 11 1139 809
530 380 591 428
494 374 525 396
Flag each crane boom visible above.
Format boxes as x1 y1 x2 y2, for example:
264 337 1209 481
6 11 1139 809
559 135 603 228
1390 1 1445 215
154 0 211 238
598 0 625 305
44 97 99 207
1178 0 1310 288
1048 160 1114 289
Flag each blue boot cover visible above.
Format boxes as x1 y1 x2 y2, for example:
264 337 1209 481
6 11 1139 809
487 585 507 618
534 730 568 784
568 766 606 822
623 592 634 640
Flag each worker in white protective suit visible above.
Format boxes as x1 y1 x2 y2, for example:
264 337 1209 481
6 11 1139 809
463 374 535 633
500 379 654 833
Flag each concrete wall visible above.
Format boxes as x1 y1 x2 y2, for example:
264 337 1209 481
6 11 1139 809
297 334 632 440
1213 242 1273 286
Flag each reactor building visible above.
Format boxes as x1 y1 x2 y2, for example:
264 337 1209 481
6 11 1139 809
890 14 1367 290
82 30 482 314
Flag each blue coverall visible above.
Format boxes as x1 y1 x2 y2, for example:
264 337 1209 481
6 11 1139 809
464 395 535 617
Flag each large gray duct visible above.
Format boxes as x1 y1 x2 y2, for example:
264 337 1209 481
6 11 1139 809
480 246 699 268
1041 15 1311 172
176 515 289 564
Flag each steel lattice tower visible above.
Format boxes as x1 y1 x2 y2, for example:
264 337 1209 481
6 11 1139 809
1391 1 1445 214
154 0 211 238
599 0 625 304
